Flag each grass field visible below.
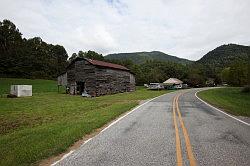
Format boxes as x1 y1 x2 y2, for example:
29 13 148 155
0 78 65 95
0 78 170 166
197 87 250 117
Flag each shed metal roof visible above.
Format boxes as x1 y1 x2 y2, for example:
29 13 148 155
163 78 183 84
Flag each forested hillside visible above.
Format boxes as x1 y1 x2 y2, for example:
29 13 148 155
197 44 250 76
198 44 249 66
195 44 250 86
105 51 192 65
0 20 68 79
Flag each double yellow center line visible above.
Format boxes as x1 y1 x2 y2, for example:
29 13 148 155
173 93 196 166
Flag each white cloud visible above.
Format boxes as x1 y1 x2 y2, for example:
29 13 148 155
0 0 249 60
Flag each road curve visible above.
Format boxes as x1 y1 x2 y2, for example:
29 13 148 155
54 88 250 166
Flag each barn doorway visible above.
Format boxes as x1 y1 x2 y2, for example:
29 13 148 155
76 81 85 95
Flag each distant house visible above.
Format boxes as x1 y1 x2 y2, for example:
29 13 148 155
206 78 216 87
147 83 164 90
163 78 183 89
57 57 135 97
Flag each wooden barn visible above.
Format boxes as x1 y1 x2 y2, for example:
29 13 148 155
57 57 135 97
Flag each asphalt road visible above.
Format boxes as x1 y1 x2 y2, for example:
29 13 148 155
55 88 250 166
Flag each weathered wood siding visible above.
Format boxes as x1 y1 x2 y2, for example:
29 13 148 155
57 73 67 86
75 60 96 96
129 73 136 91
67 62 76 94
95 68 131 96
66 59 135 96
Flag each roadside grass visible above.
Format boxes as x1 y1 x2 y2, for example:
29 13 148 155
197 87 250 117
0 78 65 95
0 79 170 166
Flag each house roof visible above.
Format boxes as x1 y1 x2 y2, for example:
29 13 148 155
86 59 130 71
163 78 183 84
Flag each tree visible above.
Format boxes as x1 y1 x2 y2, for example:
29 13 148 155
221 67 230 83
69 50 104 61
0 19 68 79
51 45 68 75
186 64 206 87
0 19 22 51
0 19 23 77
78 51 85 58
84 50 104 60
69 53 77 61
228 61 248 86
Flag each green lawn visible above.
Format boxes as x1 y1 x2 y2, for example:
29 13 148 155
197 87 250 117
0 78 170 166
0 78 65 95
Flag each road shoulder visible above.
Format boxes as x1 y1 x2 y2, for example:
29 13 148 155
195 88 250 126
39 93 170 166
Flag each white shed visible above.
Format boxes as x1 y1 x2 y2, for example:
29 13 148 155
163 78 183 89
10 85 32 97
163 78 183 85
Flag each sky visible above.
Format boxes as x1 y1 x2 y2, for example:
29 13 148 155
0 0 249 60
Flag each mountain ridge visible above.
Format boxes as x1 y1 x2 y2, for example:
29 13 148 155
197 43 250 68
105 51 193 65
105 44 250 68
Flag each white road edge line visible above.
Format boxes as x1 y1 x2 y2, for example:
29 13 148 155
51 92 171 165
195 90 250 126
51 150 75 166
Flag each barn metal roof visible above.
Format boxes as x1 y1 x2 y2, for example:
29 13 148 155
85 59 130 71
68 57 130 71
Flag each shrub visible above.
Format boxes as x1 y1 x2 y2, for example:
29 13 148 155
241 85 250 93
